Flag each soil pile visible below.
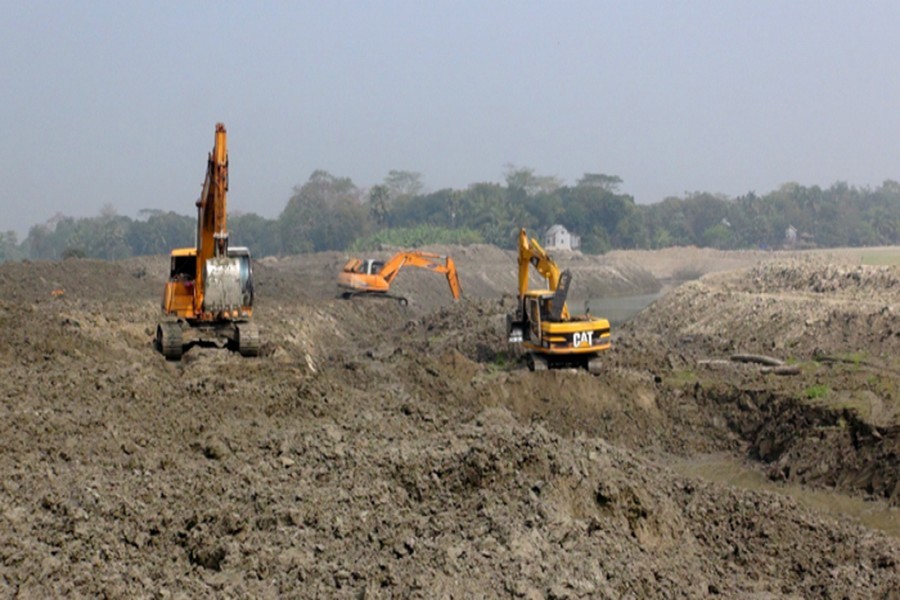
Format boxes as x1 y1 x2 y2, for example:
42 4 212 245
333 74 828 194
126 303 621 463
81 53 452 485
0 249 898 597
264 243 660 313
622 256 900 506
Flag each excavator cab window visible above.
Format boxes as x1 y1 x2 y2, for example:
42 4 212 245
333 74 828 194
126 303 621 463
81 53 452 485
369 260 385 275
170 255 196 282
537 296 554 322
525 297 542 341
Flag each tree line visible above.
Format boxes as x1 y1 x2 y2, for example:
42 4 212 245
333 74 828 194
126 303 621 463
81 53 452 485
4 167 900 262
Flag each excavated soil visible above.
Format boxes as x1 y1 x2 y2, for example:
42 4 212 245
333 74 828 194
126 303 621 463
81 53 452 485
1 247 898 598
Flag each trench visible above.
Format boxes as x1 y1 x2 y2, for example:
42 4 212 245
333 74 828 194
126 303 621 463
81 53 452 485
650 380 900 543
668 453 900 539
587 290 900 539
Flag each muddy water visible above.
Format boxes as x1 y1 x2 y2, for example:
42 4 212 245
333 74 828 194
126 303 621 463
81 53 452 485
580 292 665 326
670 454 900 539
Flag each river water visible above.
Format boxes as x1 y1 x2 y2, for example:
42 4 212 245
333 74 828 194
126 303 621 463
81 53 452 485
579 292 665 326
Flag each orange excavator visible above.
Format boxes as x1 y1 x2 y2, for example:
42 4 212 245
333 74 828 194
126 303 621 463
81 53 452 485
337 250 462 305
155 123 259 360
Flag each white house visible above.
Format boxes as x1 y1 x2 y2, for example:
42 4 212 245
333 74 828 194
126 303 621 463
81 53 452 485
543 224 580 251
785 225 798 247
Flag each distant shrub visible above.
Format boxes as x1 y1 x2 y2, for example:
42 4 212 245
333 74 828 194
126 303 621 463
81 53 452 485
351 225 483 252
61 247 87 259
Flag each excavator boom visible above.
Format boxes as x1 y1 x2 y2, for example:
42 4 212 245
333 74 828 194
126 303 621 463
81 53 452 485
517 228 569 319
195 123 230 311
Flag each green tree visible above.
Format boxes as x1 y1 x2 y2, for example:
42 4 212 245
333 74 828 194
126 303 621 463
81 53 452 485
384 170 424 199
0 231 22 262
230 212 281 257
350 225 483 251
91 205 131 260
127 211 194 256
369 184 392 227
24 224 55 259
504 164 562 196
582 224 611 254
576 173 623 192
702 222 732 249
279 170 370 253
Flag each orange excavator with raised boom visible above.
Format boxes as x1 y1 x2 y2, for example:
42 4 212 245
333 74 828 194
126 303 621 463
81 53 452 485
156 123 259 360
507 228 610 372
337 250 462 305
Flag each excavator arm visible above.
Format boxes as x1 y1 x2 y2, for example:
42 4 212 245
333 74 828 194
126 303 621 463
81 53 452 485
377 251 462 300
194 123 230 314
517 228 569 319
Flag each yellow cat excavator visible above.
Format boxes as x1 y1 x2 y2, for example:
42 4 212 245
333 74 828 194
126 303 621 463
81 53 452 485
507 228 610 372
337 250 462 305
156 123 259 360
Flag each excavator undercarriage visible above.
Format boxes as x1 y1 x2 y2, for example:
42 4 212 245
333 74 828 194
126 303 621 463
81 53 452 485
156 318 259 361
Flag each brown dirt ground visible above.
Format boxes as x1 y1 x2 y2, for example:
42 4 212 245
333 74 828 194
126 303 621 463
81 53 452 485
0 246 898 598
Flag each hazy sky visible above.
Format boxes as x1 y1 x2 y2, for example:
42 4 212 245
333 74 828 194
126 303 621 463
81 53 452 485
3 1 900 237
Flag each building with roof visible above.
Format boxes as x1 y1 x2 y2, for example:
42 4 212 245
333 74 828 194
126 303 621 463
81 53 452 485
543 224 580 251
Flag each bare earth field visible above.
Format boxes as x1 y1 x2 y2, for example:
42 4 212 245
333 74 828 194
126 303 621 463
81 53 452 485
0 246 898 598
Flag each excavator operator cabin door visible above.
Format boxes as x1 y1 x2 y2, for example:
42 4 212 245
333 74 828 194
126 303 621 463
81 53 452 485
526 297 541 343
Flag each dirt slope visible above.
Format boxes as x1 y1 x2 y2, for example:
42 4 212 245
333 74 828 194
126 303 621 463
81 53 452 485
621 256 900 507
0 249 898 598
268 244 660 311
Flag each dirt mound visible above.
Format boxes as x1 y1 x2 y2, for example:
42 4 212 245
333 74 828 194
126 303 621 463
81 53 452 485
607 246 778 282
261 244 661 315
632 258 900 359
1 249 899 597
741 259 900 296
621 257 900 506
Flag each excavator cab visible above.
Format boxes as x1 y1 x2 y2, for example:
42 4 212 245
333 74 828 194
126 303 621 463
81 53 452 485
342 258 384 276
170 253 196 282
368 260 385 275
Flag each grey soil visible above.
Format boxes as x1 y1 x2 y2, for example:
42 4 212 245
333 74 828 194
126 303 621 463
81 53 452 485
0 246 897 598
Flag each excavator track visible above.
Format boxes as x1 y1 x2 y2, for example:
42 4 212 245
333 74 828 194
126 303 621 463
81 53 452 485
340 291 409 306
236 321 260 357
157 321 184 361
527 354 549 371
